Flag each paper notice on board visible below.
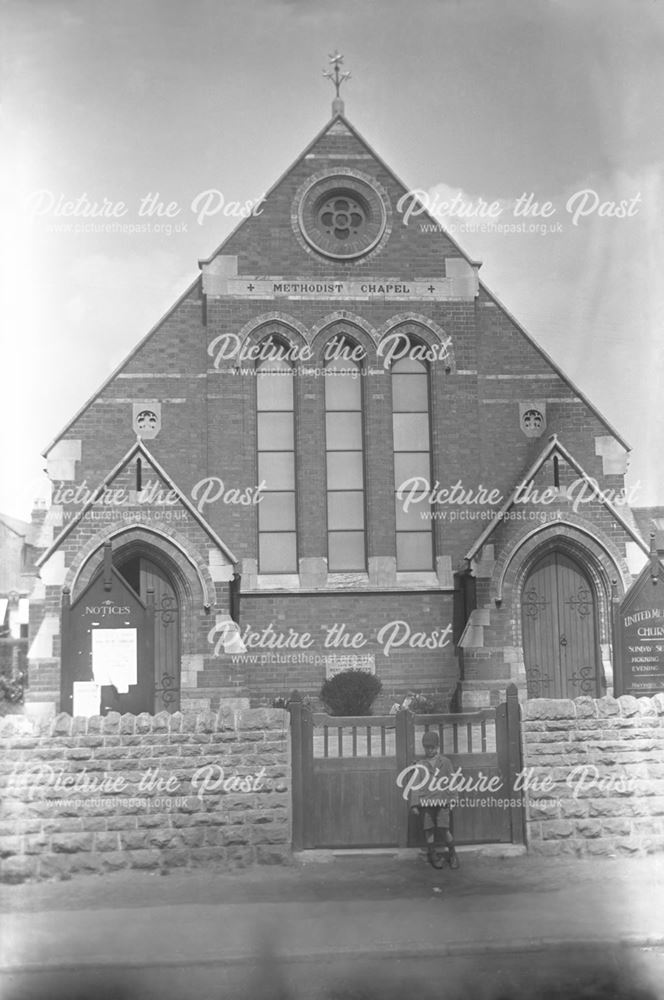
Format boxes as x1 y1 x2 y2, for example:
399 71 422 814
73 681 101 717
91 628 137 693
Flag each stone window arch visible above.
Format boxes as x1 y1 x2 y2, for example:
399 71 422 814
377 315 455 373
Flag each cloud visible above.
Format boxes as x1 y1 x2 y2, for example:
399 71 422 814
0 245 192 517
418 164 664 503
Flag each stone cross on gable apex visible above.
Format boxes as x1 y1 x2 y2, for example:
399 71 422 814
323 50 351 115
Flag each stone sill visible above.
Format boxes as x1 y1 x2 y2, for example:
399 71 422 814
243 572 451 594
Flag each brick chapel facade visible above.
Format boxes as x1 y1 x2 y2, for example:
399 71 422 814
25 100 651 718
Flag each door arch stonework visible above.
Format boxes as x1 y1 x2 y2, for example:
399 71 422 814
63 527 220 714
66 524 216 612
490 521 630 700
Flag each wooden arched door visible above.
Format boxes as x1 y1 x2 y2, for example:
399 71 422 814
116 555 181 712
521 551 600 699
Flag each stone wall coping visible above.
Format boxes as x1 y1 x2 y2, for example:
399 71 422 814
523 694 664 722
0 708 289 740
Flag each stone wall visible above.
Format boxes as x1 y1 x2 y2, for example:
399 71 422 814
522 694 664 856
0 707 290 882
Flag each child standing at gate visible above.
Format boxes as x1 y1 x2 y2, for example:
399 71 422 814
410 730 459 869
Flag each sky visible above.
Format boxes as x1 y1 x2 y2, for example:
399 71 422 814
2 0 663 520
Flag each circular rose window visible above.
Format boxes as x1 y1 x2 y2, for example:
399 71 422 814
297 173 387 260
317 193 368 241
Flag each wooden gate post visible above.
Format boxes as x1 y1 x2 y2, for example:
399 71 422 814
290 701 304 851
395 709 412 847
289 702 314 850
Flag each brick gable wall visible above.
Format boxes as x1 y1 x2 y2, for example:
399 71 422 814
30 114 637 714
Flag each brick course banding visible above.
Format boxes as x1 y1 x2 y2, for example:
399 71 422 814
0 708 290 882
26 113 641 716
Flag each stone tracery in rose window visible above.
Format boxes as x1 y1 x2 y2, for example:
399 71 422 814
317 193 368 242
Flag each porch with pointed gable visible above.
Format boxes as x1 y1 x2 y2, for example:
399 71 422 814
456 436 649 708
26 440 245 716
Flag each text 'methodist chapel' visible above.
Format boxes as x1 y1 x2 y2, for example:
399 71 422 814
26 63 652 719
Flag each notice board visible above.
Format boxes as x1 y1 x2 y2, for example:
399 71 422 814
614 552 664 697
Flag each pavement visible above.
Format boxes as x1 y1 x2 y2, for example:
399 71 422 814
1 848 664 998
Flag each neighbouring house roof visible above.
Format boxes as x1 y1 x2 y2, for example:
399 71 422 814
0 514 41 595
0 513 40 548
631 507 664 552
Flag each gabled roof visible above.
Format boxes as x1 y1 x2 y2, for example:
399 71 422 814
464 434 647 564
0 513 41 547
46 111 468 454
36 439 237 568
619 531 664 605
44 112 630 459
198 112 482 269
0 513 32 538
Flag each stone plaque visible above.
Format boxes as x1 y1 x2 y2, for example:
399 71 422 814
324 654 376 680
519 401 546 438
133 402 161 439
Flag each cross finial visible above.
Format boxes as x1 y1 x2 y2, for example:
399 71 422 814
323 50 350 115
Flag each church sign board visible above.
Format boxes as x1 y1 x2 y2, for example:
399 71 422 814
614 544 664 698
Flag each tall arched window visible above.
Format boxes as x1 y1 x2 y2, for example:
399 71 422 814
392 354 433 570
325 354 366 571
256 355 296 572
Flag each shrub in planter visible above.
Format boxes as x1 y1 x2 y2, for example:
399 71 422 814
320 670 382 716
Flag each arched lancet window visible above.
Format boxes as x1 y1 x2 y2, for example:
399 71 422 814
392 353 433 571
256 354 297 573
325 352 366 571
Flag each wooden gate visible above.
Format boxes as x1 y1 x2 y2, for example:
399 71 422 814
522 551 600 699
290 685 524 850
